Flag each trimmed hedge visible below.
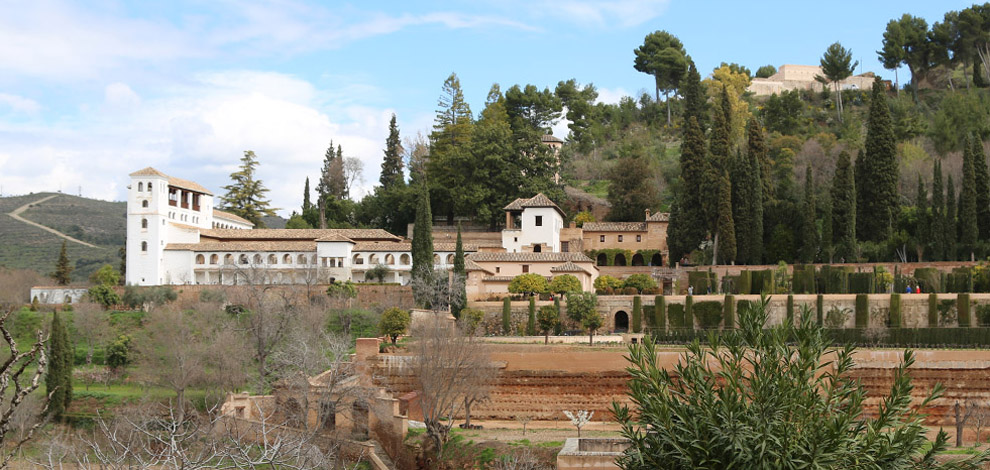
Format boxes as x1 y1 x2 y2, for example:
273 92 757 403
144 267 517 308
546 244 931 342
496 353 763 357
915 268 941 293
668 303 686 329
737 271 752 295
723 295 735 329
655 296 666 332
502 297 511 335
848 272 875 294
786 295 794 323
855 294 869 328
632 296 642 333
958 293 971 327
822 266 849 294
750 270 774 294
649 327 990 348
693 301 723 329
792 265 816 294
889 293 902 328
816 294 824 325
928 293 938 327
685 296 694 328
688 271 717 295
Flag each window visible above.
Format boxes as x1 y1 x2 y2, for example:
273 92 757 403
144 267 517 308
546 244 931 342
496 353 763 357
535 216 543 226
533 244 541 253
195 254 205 264
636 235 642 242
561 241 569 252
141 241 148 252
496 267 501 273
600 235 605 242
147 182 152 191
142 200 149 208
618 235 623 242
522 265 529 273
141 218 148 229
137 182 143 192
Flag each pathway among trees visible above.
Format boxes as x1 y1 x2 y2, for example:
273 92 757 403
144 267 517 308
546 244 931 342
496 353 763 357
6 194 98 248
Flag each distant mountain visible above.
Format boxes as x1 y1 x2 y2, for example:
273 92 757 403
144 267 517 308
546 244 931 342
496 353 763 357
0 193 125 282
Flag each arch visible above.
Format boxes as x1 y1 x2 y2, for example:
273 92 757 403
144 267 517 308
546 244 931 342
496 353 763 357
141 241 148 252
446 254 455 264
320 400 336 431
137 182 143 192
631 253 645 266
650 253 663 266
147 182 152 191
311 254 317 264
369 254 380 264
141 218 148 229
533 244 542 253
298 254 307 265
64 295 72 304
210 254 219 265
283 254 292 264
142 200 149 208
239 254 249 265
400 253 410 265
353 254 364 265
433 254 440 264
385 254 395 265
195 254 205 265
352 400 369 440
268 254 277 264
596 253 608 266
253 254 263 264
614 311 629 333
224 254 234 265
614 253 627 266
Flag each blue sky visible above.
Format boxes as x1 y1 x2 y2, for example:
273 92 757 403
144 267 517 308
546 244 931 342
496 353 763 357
0 0 976 215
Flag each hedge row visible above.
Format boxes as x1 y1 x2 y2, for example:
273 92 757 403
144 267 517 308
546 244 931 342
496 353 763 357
648 328 990 348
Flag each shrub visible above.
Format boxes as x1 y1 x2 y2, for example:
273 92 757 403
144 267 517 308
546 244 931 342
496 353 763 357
509 273 549 295
326 280 358 300
687 271 717 294
928 293 938 327
668 304 686 329
848 273 875 294
622 287 639 295
825 306 851 329
976 303 990 327
889 293 902 328
937 299 957 326
632 296 642 333
693 301 723 329
549 274 582 294
459 308 485 336
87 284 120 310
855 295 869 328
105 334 132 371
792 265 816 294
822 266 848 294
723 295 735 328
594 275 623 292
736 271 752 295
958 293 972 327
914 268 941 293
122 285 177 310
198 289 226 304
623 274 658 293
655 296 666 333
750 270 774 294
379 307 411 344
502 297 511 335
816 294 824 325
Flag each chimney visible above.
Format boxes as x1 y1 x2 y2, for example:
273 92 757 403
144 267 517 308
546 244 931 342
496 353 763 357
645 209 651 220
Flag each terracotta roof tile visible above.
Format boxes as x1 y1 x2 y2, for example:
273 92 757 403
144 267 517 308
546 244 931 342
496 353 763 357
129 167 213 195
582 222 647 232
351 241 479 252
467 252 594 263
541 134 564 143
165 241 316 252
464 259 492 273
550 261 589 273
503 198 527 211
482 276 516 282
647 212 671 222
200 228 401 242
213 209 253 226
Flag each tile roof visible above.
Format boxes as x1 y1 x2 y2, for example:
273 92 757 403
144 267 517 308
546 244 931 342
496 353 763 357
503 198 527 211
482 276 516 282
213 209 253 226
129 167 213 195
582 222 647 232
352 241 479 252
165 241 316 252
467 252 594 263
200 228 401 242
647 211 671 222
464 259 493 273
168 222 201 231
550 261 589 273
503 193 565 216
541 134 564 143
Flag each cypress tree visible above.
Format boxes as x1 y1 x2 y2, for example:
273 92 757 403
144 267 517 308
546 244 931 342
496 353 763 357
716 171 736 264
46 311 72 421
502 297 511 335
302 177 312 212
800 166 818 263
946 175 958 260
831 151 856 262
747 116 773 204
750 149 765 265
932 160 946 260
52 241 73 286
667 117 709 263
632 296 642 333
974 136 990 239
527 295 536 336
681 61 708 134
916 174 929 262
732 150 754 264
855 78 898 242
821 199 834 263
960 136 979 260
380 113 404 188
452 224 466 318
411 184 434 300
709 85 732 168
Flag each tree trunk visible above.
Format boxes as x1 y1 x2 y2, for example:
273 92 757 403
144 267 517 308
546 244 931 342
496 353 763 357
835 82 843 123
544 332 549 345
956 402 964 447
588 331 593 345
894 68 900 96
464 398 472 427
711 232 719 266
665 91 672 127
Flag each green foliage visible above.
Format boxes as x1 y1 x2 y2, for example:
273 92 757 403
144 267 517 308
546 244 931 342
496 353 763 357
976 304 990 327
831 151 857 261
632 296 642 333
722 295 735 328
502 297 511 335
121 285 177 310
537 305 560 341
855 294 869 328
527 296 537 336
106 334 132 371
825 305 851 329
379 307 411 344
87 284 120 310
655 296 666 333
928 293 939 327
856 79 897 243
508 273 549 295
687 271 717 294
667 117 710 263
958 293 972 328
749 270 774 295
786 295 795 323
615 298 983 469
692 301 722 329
633 30 688 124
89 263 120 286
51 240 73 286
791 265 816 294
573 211 595 227
606 142 661 222
198 289 226 304
667 303 686 329
623 274 658 294
452 224 466 318
220 150 276 228
848 272 876 294
755 64 777 79
567 291 602 343
326 280 358 300
594 275 624 292
46 311 72 421
380 114 404 188
586 249 635 267
458 308 485 337
549 274 582 295
816 294 824 325
890 293 902 328
915 267 942 293
411 183 434 301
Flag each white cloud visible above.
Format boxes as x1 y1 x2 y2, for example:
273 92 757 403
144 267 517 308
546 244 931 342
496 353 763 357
0 94 41 114
488 0 669 28
105 83 141 110
595 87 633 105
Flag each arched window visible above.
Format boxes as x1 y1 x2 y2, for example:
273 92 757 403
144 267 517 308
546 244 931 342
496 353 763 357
137 182 143 192
433 254 440 264
147 182 152 191
353 255 364 265
268 254 277 264
311 254 317 264
298 254 307 265
210 254 219 265
141 218 148 229
385 254 395 265
400 254 410 265
283 254 292 264
141 241 148 252
253 254 262 264
239 254 249 265
369 254 380 264
446 254 455 264
142 200 149 208
225 254 234 265
195 254 205 264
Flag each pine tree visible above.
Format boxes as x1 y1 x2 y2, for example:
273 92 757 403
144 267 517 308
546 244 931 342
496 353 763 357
220 151 276 228
960 136 979 260
800 166 818 263
667 117 709 263
46 311 72 421
946 175 958 260
411 183 434 291
831 151 857 262
916 174 929 262
747 117 774 204
715 171 736 264
380 113 404 189
452 224 466 318
681 61 708 132
932 160 946 260
855 79 898 242
317 141 347 203
52 241 72 285
972 136 990 240
431 73 474 151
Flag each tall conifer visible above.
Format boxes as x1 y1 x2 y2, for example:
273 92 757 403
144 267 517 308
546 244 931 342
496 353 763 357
855 79 898 242
961 137 979 260
52 241 72 286
800 166 818 263
972 136 990 239
452 224 466 318
220 151 276 228
932 160 946 260
946 175 958 260
380 114 404 189
715 171 736 264
746 117 773 204
681 61 708 133
916 174 929 261
821 199 834 263
667 117 709 263
302 177 312 212
831 151 856 262
411 184 434 298
46 311 72 421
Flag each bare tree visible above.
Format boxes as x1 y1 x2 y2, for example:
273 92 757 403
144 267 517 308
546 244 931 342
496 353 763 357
72 302 110 369
0 268 43 306
402 132 430 182
136 307 211 420
969 399 990 446
410 269 465 316
0 306 49 467
515 415 532 436
491 448 547 470
412 316 492 459
342 157 364 200
225 273 297 394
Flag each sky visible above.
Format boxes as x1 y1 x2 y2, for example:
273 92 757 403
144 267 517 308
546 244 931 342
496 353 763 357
0 0 977 216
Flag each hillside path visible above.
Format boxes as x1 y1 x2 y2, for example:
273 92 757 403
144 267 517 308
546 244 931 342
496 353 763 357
7 194 99 248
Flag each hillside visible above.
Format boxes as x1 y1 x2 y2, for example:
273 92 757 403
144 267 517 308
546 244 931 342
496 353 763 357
0 193 124 282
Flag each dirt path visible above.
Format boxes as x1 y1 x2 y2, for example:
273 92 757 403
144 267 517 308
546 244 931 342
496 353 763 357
7 194 98 248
